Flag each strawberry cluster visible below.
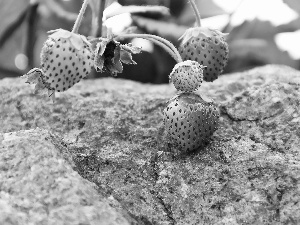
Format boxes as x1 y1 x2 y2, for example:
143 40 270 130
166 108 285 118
163 1 229 152
21 0 227 153
163 62 221 152
22 29 141 101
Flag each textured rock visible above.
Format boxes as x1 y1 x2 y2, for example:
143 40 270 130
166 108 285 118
0 129 135 225
0 64 300 224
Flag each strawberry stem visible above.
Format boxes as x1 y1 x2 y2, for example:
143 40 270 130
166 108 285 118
146 37 179 63
116 34 182 63
72 0 89 33
96 0 106 37
189 0 201 27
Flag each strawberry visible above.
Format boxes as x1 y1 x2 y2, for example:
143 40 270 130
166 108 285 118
169 60 205 92
22 29 93 99
163 92 219 152
178 27 229 82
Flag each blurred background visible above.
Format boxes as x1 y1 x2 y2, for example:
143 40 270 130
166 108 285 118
1 0 300 83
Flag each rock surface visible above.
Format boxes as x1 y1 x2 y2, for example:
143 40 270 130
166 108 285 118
0 129 135 225
0 65 300 224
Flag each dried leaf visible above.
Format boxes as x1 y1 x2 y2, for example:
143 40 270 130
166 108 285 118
121 43 142 54
94 54 105 72
113 45 121 64
33 78 47 94
120 50 135 64
95 38 110 56
108 45 123 74
111 59 123 74
91 37 140 75
21 68 51 96
21 68 41 84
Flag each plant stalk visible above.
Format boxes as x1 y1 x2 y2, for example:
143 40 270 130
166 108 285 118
26 3 39 69
189 0 201 27
116 34 182 63
72 0 89 33
96 0 106 37
147 37 179 62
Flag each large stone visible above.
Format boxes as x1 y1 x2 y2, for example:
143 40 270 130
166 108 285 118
0 129 135 225
0 65 300 224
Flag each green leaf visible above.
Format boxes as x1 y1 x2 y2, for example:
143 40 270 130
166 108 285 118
121 43 141 54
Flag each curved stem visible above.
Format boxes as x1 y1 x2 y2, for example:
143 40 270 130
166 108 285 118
72 0 89 33
116 33 182 63
189 0 201 27
147 37 179 62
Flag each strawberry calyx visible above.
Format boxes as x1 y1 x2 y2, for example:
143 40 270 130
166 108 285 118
179 27 228 46
169 92 207 110
48 29 91 51
21 68 55 100
175 93 218 115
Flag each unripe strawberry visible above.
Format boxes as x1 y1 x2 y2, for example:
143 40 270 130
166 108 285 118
169 60 205 92
178 27 228 82
40 29 93 92
22 29 93 99
163 92 219 152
